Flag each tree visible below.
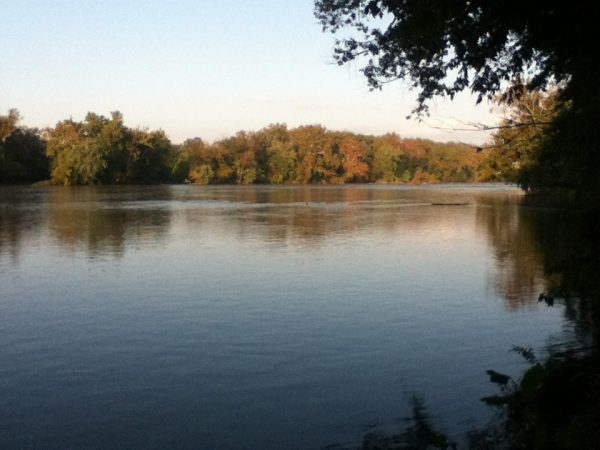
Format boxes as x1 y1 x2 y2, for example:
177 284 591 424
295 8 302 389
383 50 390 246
183 137 208 183
0 128 49 183
0 109 48 184
259 124 296 184
315 1 595 111
290 125 331 183
338 134 369 182
88 111 130 183
127 128 172 184
47 113 127 185
315 1 600 191
227 131 261 184
170 147 191 183
47 112 173 185
482 90 560 186
425 141 484 182
371 134 404 182
212 142 235 183
189 164 215 184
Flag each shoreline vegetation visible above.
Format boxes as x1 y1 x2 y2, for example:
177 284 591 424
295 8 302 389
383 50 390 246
4 89 591 199
1 109 518 188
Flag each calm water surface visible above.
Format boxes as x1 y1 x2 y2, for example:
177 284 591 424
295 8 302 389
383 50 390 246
0 185 575 448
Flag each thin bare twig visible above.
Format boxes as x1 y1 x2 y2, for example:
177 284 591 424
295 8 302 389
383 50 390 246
427 121 551 133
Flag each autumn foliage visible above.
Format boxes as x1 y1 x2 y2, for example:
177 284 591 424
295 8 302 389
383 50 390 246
181 124 487 185
2 109 492 186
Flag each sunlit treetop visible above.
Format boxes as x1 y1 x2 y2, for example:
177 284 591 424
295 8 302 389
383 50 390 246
314 0 597 114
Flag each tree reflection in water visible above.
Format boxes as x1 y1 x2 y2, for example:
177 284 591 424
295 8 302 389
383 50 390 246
330 196 600 450
47 187 173 258
471 198 599 449
474 197 600 450
0 187 47 263
1 186 599 448
487 200 600 450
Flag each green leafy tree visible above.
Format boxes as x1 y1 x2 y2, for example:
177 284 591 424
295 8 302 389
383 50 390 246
0 109 48 184
266 141 296 184
371 134 404 182
258 124 296 184
89 111 130 183
170 150 190 183
127 129 172 183
46 112 173 185
47 119 101 185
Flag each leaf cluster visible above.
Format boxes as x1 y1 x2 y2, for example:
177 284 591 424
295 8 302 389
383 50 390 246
46 111 174 186
480 88 561 187
315 1 594 114
180 124 488 185
0 109 48 184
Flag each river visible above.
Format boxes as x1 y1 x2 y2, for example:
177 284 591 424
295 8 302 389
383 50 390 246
0 184 579 448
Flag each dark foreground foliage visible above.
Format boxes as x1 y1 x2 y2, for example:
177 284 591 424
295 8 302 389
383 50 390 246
480 203 600 449
315 1 600 194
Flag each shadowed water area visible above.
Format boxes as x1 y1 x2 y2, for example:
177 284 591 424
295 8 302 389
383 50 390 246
0 184 584 448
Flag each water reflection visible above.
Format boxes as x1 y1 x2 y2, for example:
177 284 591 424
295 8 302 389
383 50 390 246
0 184 583 449
475 192 599 343
0 187 47 263
173 185 498 250
0 184 585 313
474 200 600 450
519 199 600 346
475 195 549 309
46 187 173 258
0 186 173 260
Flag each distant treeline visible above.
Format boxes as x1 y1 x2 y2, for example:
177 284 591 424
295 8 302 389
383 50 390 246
1 109 507 186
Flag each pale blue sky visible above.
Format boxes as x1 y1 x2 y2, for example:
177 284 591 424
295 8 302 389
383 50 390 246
1 0 498 144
